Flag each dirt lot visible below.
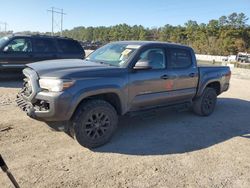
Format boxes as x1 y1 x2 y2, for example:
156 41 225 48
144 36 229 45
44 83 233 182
0 68 250 188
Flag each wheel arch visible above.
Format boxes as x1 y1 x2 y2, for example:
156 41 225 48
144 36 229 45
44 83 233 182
206 81 221 95
68 89 126 120
197 80 222 97
77 93 123 115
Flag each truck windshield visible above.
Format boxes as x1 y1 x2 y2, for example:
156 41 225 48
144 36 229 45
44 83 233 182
86 43 140 67
0 36 8 48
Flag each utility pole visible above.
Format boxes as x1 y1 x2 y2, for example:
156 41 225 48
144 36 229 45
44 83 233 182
61 9 64 37
47 7 66 36
52 7 54 35
0 22 7 33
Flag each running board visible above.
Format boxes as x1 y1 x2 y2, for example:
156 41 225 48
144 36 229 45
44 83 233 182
127 102 192 117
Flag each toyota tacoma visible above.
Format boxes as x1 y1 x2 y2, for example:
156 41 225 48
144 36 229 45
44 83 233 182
16 41 231 148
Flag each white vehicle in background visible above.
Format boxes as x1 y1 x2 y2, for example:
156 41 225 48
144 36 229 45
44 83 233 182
237 52 250 63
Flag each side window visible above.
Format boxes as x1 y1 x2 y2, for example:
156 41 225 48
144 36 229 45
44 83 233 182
169 49 192 69
57 39 82 53
5 38 32 52
33 38 57 53
138 48 166 69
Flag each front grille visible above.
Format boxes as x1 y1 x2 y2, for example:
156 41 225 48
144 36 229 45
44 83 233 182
17 68 39 104
21 78 33 97
16 68 40 117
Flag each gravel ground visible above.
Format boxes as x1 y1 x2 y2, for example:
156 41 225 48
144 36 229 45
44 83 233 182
230 68 250 80
0 68 250 188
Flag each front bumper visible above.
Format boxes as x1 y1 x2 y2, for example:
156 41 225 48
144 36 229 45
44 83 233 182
16 93 35 117
16 68 73 121
16 90 72 121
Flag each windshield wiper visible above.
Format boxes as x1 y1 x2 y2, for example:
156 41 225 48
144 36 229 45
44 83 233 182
86 59 117 67
98 61 116 67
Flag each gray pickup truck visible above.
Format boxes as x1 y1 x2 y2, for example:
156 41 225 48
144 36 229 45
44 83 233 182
16 41 231 148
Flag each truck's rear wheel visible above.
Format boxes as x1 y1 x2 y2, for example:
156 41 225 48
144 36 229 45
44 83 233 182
72 100 118 148
193 87 217 116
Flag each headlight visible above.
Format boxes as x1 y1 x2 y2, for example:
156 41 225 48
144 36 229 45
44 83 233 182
39 78 75 92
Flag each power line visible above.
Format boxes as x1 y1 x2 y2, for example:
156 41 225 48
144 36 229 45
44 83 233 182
47 7 66 36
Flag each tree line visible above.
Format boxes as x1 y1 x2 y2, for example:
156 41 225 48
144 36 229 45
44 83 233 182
1 12 249 56
62 12 250 56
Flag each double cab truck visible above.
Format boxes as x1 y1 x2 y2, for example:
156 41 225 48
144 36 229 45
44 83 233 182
16 41 231 148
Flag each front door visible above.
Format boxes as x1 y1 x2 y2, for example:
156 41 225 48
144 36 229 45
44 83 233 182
128 47 170 111
0 37 33 70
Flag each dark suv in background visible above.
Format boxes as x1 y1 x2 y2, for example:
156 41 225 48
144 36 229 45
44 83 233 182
0 34 85 78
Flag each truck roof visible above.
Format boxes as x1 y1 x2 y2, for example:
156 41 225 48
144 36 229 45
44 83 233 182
111 40 191 49
6 33 74 40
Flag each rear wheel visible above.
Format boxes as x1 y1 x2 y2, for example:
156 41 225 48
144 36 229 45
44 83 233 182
193 87 217 116
72 100 118 148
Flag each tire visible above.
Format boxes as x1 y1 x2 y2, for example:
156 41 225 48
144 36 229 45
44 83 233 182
72 99 118 148
193 87 217 116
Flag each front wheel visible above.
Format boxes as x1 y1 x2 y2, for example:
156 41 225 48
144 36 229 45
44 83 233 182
72 100 118 148
193 87 217 116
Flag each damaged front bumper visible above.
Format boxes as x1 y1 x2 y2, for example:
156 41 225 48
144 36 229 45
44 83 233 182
16 68 73 121
16 93 35 117
16 90 72 121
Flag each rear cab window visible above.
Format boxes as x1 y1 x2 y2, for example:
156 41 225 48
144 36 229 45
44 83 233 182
168 48 192 69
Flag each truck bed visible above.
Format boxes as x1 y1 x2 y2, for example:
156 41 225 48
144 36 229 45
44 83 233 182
197 65 231 96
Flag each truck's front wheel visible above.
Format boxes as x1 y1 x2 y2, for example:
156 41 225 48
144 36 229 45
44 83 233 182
72 100 118 148
193 87 217 116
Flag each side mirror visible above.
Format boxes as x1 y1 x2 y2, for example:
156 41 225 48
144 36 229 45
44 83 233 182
3 46 9 52
134 60 152 70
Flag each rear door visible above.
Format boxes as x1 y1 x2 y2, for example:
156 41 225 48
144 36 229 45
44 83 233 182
165 47 199 102
32 37 58 62
56 39 85 59
0 37 33 70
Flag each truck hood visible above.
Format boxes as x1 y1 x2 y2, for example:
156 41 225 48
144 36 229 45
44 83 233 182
26 59 118 79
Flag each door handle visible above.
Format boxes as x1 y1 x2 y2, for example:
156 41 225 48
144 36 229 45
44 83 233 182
160 75 169 80
189 73 196 77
